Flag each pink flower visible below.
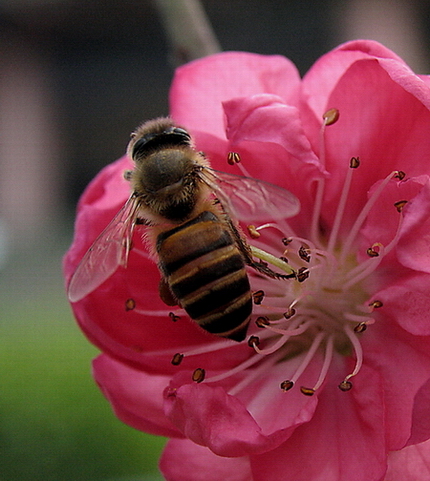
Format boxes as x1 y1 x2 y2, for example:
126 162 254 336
64 40 430 481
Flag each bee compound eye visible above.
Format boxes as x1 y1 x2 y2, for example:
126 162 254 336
171 127 191 141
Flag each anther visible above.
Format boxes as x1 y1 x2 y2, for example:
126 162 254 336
247 225 261 239
369 300 383 309
323 108 340 126
169 312 181 322
256 317 270 328
298 245 311 262
300 386 315 396
227 151 241 165
339 380 353 392
297 267 310 282
192 368 206 383
171 353 184 366
366 247 380 257
283 308 296 319
248 335 260 348
394 200 408 213
253 290 265 305
354 322 367 333
125 298 136 311
350 156 360 168
280 380 294 391
394 170 406 180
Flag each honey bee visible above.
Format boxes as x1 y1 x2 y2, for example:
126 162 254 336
67 117 300 341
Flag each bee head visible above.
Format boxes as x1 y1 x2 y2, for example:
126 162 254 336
131 127 192 160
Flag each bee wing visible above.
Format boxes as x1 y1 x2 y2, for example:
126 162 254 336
202 168 300 222
67 195 140 302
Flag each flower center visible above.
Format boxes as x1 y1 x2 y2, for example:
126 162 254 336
134 108 407 397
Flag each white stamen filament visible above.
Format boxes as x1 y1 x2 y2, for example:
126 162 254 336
288 331 325 384
327 162 355 254
340 171 399 263
342 324 363 382
309 334 334 391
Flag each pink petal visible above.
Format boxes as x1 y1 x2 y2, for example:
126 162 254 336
301 39 409 123
386 438 430 481
359 176 426 266
409 377 430 445
363 314 430 449
315 59 430 232
160 438 252 481
250 363 387 481
164 382 279 457
374 273 430 336
223 94 321 173
93 354 181 437
397 180 430 273
163 374 317 457
170 51 300 139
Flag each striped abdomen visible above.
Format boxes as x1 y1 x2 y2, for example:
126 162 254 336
156 211 252 341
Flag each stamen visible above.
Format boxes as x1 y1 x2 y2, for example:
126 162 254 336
134 307 184 317
171 353 184 365
298 245 311 262
299 336 335 396
327 157 358 254
202 349 272 384
339 325 363 389
343 206 404 290
394 200 408 213
280 380 294 391
252 318 305 356
228 352 281 396
310 109 339 243
247 225 261 238
285 331 325 386
248 336 260 348
323 108 340 126
308 335 334 392
192 368 206 383
260 320 315 337
169 312 181 322
366 245 380 257
369 300 383 309
125 298 136 311
354 322 367 333
227 151 241 165
253 290 265 305
297 267 310 282
340 170 399 263
310 178 325 244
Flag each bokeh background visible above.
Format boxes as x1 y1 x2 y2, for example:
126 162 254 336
1 1 429 479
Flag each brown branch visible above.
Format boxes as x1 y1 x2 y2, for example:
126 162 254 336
153 0 222 66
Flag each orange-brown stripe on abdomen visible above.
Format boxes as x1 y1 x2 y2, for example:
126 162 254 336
156 211 252 341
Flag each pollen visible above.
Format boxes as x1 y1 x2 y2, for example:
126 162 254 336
323 108 340 126
125 298 136 311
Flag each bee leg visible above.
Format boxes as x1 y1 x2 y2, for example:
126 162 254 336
225 214 295 280
123 170 133 181
247 259 296 280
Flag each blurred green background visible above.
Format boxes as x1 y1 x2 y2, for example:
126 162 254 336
0 235 165 481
